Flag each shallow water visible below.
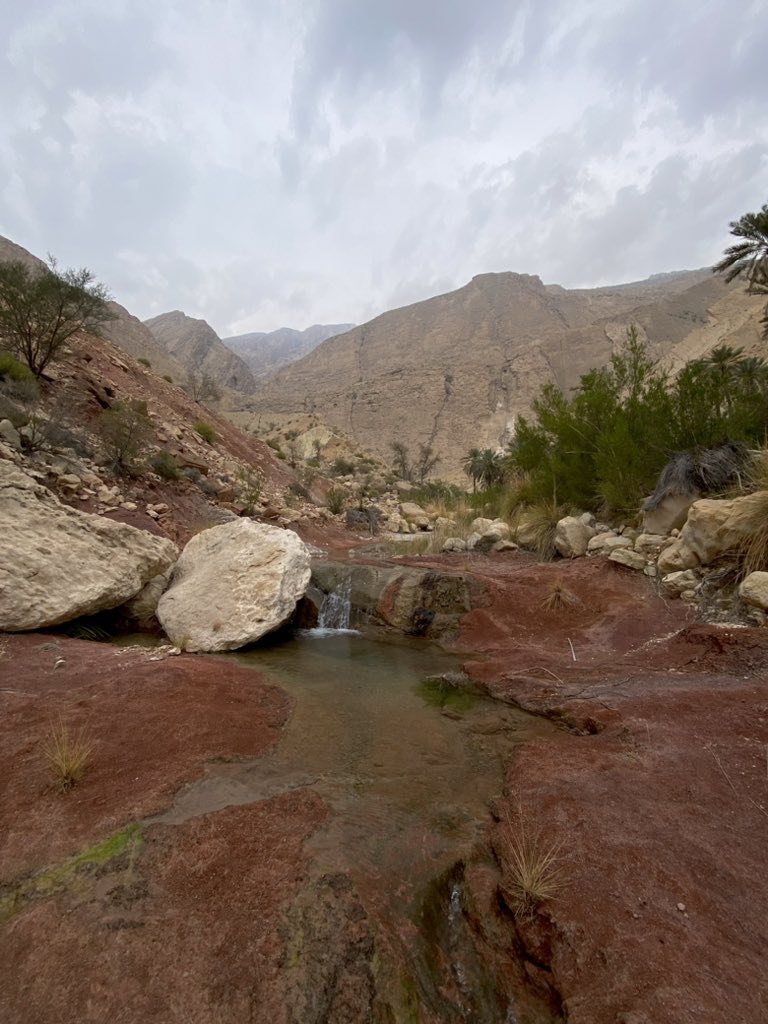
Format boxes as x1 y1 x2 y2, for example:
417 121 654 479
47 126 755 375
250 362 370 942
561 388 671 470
149 628 558 1021
155 629 549 898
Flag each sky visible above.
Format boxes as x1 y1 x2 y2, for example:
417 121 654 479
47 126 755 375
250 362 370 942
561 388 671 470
1 0 767 336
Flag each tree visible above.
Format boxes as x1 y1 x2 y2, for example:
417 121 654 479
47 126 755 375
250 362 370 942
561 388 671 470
714 202 768 337
463 448 483 492
0 258 114 377
414 442 440 484
185 370 221 403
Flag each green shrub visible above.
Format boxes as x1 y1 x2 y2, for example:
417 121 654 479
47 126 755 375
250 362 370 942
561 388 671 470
236 465 264 514
194 421 216 444
326 486 347 514
331 456 356 476
99 400 151 471
162 375 173 383
508 328 768 515
137 357 151 369
149 449 180 480
0 351 35 383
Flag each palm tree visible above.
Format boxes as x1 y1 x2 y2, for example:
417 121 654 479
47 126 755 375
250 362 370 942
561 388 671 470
715 203 768 338
715 203 768 293
476 448 505 488
462 447 483 492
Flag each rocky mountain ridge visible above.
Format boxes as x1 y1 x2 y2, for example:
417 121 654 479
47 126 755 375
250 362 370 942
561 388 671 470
224 323 355 380
144 310 256 396
254 269 766 480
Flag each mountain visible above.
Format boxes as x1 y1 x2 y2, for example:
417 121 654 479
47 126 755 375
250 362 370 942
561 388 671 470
144 311 256 395
224 323 354 380
0 235 187 384
254 269 766 480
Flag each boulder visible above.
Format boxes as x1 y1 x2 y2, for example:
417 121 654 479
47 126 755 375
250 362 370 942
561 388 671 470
587 531 619 552
739 572 768 610
469 517 495 534
0 419 22 450
602 535 634 553
660 569 700 598
0 461 177 631
679 493 768 566
554 516 595 558
399 501 431 530
642 492 700 535
157 520 311 652
441 537 467 552
657 538 699 575
608 548 647 571
634 533 669 556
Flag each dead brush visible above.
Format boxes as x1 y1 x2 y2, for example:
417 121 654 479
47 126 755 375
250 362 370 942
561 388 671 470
497 805 567 919
541 579 580 612
735 490 768 579
42 718 94 792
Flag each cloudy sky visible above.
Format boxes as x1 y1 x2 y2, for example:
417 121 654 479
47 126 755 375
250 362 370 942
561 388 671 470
1 0 766 336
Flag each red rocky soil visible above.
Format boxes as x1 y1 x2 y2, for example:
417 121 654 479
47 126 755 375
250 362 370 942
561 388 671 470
1 553 767 1023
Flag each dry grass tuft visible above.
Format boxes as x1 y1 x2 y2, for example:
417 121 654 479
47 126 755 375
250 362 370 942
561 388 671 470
498 806 566 919
541 580 580 611
43 719 94 792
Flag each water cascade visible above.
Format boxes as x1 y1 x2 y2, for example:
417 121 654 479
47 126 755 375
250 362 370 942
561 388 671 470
316 574 352 630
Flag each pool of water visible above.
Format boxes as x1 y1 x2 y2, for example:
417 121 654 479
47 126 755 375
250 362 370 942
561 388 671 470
153 628 548 903
146 627 559 1021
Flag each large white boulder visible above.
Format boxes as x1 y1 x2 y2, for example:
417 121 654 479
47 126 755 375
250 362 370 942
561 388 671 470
157 520 311 652
0 460 178 631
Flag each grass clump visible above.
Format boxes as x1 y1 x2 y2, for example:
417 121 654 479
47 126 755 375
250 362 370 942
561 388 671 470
194 420 216 444
42 718 94 792
541 579 580 611
326 485 347 515
149 448 181 480
498 805 566 919
516 501 565 561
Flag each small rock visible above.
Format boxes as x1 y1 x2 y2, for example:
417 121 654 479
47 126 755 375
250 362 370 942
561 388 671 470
676 902 686 912
120 501 138 511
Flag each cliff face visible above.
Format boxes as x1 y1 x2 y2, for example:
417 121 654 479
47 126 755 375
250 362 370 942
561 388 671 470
144 311 256 395
253 269 765 480
224 324 355 380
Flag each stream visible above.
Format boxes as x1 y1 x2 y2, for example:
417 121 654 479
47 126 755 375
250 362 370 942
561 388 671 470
145 618 560 1021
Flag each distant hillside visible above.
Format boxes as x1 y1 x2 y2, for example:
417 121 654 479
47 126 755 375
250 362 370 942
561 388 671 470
254 269 766 480
224 323 354 380
144 311 256 395
0 235 187 384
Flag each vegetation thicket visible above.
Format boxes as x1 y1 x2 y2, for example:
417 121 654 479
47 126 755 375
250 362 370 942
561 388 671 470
0 258 114 378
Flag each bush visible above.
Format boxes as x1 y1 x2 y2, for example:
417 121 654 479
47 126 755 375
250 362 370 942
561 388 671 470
236 464 264 514
0 350 35 383
326 486 347 514
149 449 181 480
194 421 216 444
99 400 151 471
331 456 356 476
162 375 173 383
137 357 151 368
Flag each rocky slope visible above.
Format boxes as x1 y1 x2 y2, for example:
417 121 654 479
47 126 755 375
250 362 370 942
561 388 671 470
145 311 256 395
224 323 354 380
254 270 766 480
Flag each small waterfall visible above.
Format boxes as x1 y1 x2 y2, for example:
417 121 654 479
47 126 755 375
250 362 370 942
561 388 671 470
317 575 352 630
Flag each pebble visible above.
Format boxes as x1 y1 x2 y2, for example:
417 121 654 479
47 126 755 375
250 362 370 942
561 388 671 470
676 902 686 912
